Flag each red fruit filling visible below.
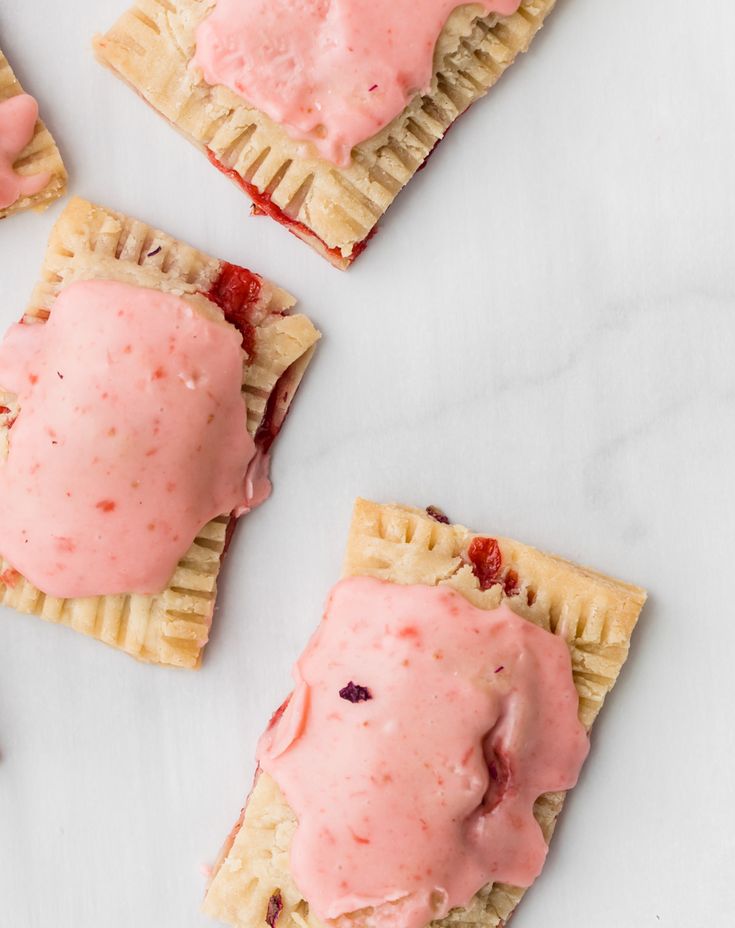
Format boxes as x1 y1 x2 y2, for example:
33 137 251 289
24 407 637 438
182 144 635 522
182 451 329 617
467 537 503 591
204 261 262 359
467 537 520 597
205 259 309 560
207 150 376 267
503 569 520 598
205 260 291 455
0 404 17 429
254 378 291 456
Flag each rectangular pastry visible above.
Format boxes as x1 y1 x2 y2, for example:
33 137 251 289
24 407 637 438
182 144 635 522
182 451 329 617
0 47 67 219
0 197 320 668
94 1 556 268
203 499 646 928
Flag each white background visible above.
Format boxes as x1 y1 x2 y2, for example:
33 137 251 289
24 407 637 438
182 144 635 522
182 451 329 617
1 1 734 925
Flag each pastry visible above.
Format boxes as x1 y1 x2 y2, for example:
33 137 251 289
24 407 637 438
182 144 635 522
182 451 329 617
0 47 67 219
0 198 320 667
203 499 646 927
94 1 555 268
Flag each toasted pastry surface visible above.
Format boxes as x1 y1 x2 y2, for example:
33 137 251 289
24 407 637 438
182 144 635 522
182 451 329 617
94 1 556 267
203 499 646 927
0 198 320 667
0 47 67 219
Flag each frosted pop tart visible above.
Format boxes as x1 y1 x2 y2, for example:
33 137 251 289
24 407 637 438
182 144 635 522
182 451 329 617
0 198 319 666
204 499 645 928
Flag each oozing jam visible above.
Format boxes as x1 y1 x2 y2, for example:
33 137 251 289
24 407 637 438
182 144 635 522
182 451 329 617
206 151 375 264
257 577 589 928
194 0 522 165
203 258 300 510
0 279 258 598
467 536 519 596
0 93 51 209
204 261 262 358
467 536 503 590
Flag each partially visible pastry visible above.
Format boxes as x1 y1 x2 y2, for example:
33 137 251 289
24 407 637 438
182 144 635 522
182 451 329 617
0 47 66 219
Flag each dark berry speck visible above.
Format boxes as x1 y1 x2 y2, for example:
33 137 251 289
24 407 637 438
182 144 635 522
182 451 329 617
339 681 372 703
266 892 283 928
426 505 450 524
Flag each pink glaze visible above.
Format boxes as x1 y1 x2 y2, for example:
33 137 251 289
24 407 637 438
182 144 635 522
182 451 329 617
240 449 272 516
0 94 50 209
258 577 588 928
0 279 257 598
193 0 521 166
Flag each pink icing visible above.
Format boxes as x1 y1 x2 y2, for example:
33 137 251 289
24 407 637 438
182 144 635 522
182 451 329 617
0 94 51 209
240 449 272 515
193 0 522 166
0 279 258 598
258 577 589 928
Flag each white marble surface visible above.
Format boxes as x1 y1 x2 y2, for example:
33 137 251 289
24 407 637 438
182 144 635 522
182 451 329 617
1 1 734 925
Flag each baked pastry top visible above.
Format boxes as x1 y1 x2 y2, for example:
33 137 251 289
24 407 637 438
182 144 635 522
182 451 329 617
94 1 556 267
203 499 646 928
0 47 67 219
0 198 320 667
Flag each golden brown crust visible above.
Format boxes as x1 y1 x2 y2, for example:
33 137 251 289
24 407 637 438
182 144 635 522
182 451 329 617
94 0 556 266
0 47 67 219
0 198 320 667
203 500 646 926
